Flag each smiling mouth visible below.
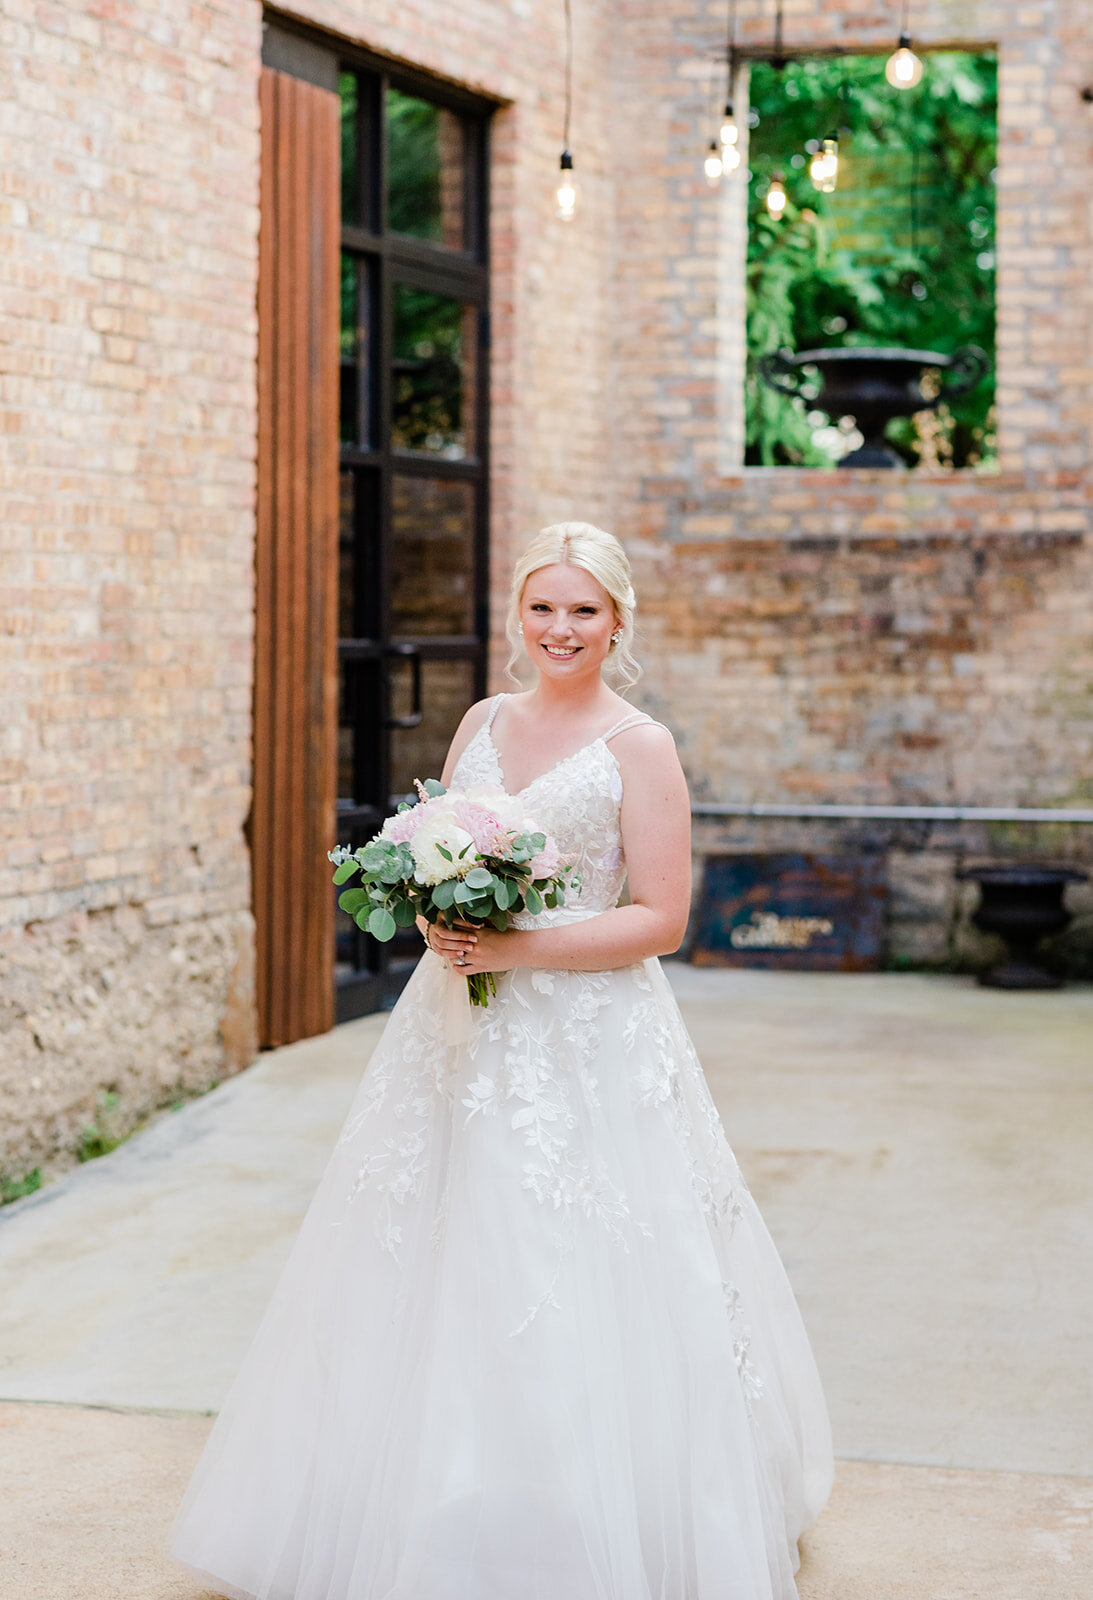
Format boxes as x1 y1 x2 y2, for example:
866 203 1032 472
542 644 580 657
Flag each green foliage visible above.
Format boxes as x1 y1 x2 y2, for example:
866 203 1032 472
1 1167 42 1206
746 51 997 467
387 90 442 239
391 285 466 454
77 1091 127 1164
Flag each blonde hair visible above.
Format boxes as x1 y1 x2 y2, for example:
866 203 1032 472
505 521 641 689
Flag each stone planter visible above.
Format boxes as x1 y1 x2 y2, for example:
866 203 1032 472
758 344 989 467
956 865 1088 990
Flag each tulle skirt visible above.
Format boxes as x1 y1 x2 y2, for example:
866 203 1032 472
171 952 832 1600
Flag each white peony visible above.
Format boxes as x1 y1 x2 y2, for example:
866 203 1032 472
410 806 478 886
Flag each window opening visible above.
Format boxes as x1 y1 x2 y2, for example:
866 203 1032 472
745 51 997 469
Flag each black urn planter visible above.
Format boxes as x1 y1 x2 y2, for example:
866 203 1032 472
758 345 989 467
957 865 1088 990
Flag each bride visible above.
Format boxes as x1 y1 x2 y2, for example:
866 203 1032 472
172 522 833 1600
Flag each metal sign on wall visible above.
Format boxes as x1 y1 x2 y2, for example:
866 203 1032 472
691 853 887 971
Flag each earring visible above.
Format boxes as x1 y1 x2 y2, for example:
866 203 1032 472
517 622 524 636
611 629 622 645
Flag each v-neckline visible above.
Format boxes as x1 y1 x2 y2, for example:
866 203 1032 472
484 722 610 798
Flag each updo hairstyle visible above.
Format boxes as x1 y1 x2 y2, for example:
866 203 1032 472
505 521 641 690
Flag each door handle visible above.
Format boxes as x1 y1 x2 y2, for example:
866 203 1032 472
384 643 423 729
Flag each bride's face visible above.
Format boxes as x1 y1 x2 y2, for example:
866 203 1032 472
518 563 618 681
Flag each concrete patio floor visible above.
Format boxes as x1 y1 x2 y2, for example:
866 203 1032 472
2 967 1091 1598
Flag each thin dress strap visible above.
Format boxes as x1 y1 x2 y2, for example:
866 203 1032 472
601 711 670 744
484 693 508 731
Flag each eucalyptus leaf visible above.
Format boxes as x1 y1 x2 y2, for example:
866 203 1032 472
422 778 446 797
338 888 368 914
525 886 543 915
332 860 359 885
465 867 493 890
367 906 397 941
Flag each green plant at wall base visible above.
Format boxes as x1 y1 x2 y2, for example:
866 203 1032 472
746 51 997 468
77 1090 128 1164
1 1167 42 1206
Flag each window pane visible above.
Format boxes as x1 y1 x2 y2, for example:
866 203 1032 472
389 657 475 801
341 255 375 448
391 477 475 636
340 72 359 226
387 88 466 248
340 253 358 443
338 468 382 641
338 657 382 808
338 470 355 638
392 285 476 457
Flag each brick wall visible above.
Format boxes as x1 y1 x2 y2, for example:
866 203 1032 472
0 0 266 1177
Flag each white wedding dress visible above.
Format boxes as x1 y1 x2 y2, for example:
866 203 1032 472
172 696 833 1600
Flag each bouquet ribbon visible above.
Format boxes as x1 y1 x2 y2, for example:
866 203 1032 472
442 958 475 1048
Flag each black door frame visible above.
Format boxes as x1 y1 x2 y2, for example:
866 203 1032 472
262 11 493 1020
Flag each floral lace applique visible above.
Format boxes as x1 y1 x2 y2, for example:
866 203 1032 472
460 966 631 1334
723 1280 765 1414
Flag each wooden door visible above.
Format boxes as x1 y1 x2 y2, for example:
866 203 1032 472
252 66 339 1046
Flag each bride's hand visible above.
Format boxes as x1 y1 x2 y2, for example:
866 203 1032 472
432 917 515 976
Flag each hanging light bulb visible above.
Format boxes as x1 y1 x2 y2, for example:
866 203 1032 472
885 32 924 89
555 0 579 220
719 104 741 173
555 149 578 221
809 135 839 193
766 173 787 219
704 140 723 188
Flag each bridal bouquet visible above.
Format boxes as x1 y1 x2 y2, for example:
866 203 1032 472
330 780 579 1007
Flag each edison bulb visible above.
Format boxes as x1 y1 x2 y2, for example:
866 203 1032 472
721 142 741 174
720 108 739 149
555 153 578 221
809 137 839 193
885 35 924 89
766 175 787 218
555 176 577 220
704 141 723 188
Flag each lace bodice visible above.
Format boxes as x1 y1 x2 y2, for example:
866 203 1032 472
449 694 664 930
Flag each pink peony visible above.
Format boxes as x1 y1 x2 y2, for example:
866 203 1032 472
450 797 509 858
379 807 420 845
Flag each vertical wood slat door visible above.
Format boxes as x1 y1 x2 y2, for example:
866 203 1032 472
254 66 339 1047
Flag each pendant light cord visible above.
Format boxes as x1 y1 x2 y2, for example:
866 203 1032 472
726 0 738 100
563 0 573 150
